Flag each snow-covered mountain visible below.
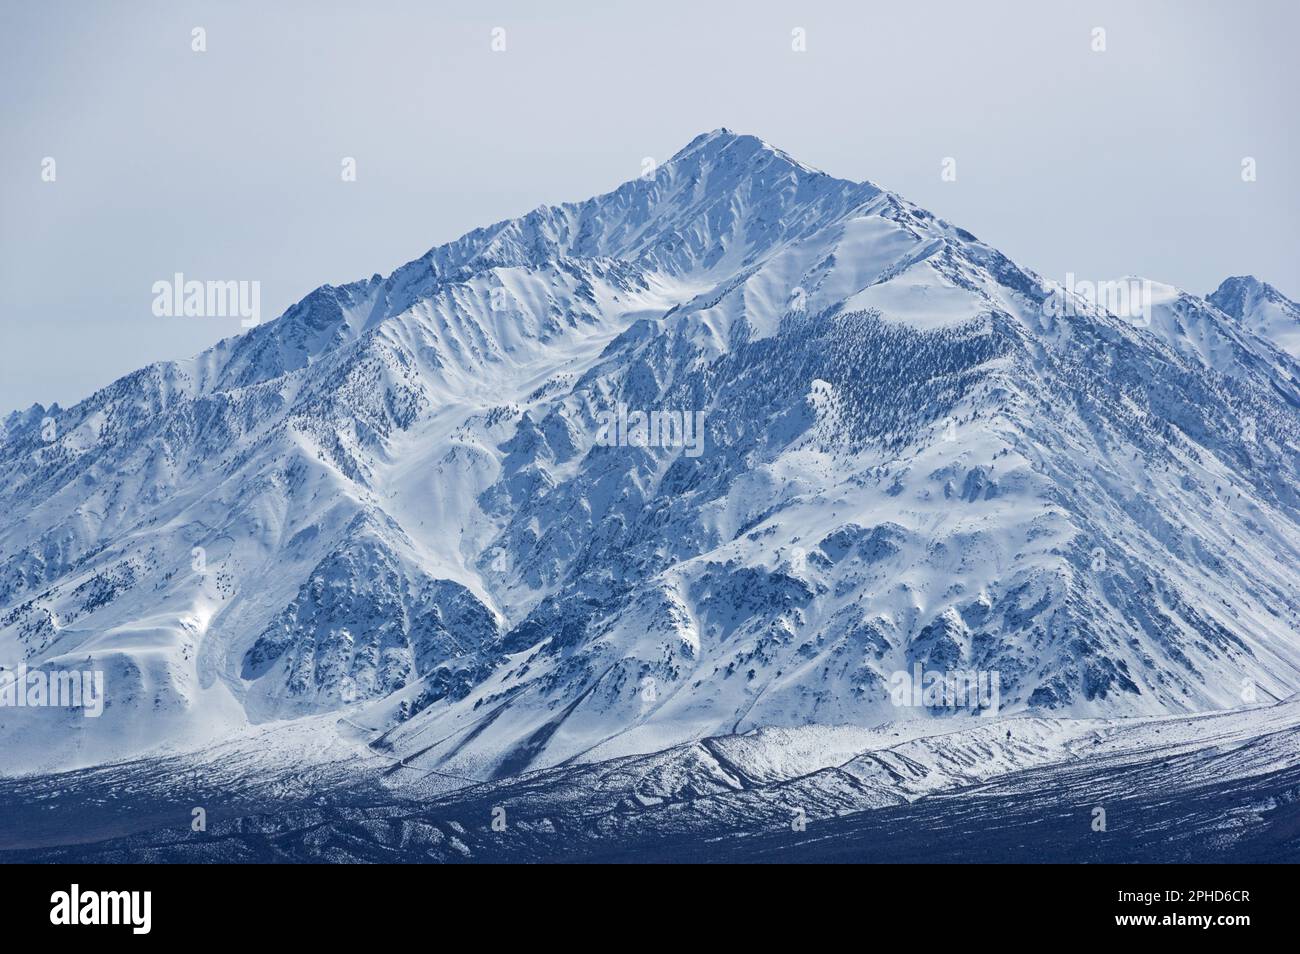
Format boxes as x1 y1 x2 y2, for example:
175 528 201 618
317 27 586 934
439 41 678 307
1209 275 1300 360
3 129 1300 786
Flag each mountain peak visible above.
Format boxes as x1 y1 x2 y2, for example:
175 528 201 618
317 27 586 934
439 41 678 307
1208 274 1300 358
671 127 751 156
1209 275 1290 311
667 128 829 178
6 121 1300 791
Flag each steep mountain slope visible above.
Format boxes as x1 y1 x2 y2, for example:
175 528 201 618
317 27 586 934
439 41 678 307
2 130 1299 781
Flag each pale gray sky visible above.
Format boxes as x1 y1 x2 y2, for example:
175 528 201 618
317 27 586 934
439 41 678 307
2 0 1297 412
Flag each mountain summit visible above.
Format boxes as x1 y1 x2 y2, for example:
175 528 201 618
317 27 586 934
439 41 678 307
2 133 1299 778
1209 275 1300 358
